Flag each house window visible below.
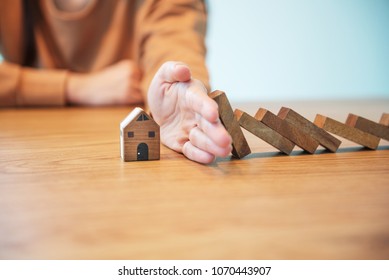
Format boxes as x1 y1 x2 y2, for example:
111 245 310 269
148 131 155 138
136 114 150 121
128 131 134 138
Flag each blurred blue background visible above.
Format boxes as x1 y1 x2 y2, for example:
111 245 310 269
206 0 389 101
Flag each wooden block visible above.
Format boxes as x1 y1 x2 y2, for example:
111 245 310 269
234 109 295 155
255 108 319 153
379 113 389 126
120 107 160 161
278 107 341 152
346 113 389 141
208 90 251 158
314 114 380 150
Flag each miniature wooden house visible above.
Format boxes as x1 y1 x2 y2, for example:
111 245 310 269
120 107 160 161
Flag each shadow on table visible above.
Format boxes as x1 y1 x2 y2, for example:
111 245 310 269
212 145 389 164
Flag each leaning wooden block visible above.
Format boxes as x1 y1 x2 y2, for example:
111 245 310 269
235 109 295 155
314 114 380 150
346 113 389 141
379 113 389 126
278 107 341 152
120 107 160 161
255 108 319 154
209 90 251 158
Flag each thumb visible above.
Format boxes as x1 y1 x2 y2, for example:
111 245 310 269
157 61 191 84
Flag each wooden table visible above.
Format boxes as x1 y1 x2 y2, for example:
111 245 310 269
1 100 388 260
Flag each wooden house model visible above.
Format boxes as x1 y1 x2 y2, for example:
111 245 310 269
120 107 160 161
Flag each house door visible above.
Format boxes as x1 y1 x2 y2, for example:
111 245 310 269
137 143 149 161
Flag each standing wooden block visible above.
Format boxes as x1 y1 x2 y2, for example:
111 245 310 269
278 107 341 152
234 109 295 155
314 114 380 150
120 107 160 161
346 113 389 141
379 113 389 126
255 108 319 154
208 90 251 158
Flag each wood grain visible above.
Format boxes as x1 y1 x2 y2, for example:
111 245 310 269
380 113 389 126
278 107 341 152
235 109 295 155
255 108 319 153
1 100 389 260
314 114 380 149
209 90 251 158
346 113 389 141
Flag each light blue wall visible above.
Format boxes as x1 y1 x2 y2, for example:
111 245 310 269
206 0 389 101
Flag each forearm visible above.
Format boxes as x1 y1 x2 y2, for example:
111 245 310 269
0 61 68 107
134 0 209 99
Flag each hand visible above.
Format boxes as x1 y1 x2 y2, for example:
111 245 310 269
148 61 232 164
66 60 143 106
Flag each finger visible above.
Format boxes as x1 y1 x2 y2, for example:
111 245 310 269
110 60 141 80
195 113 232 148
185 84 220 123
189 126 232 157
182 141 216 164
156 61 191 84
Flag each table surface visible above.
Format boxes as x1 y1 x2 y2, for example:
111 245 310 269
1 99 388 260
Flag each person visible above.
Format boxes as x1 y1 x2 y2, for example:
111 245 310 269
0 0 232 164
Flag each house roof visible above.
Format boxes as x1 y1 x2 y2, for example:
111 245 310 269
120 107 157 130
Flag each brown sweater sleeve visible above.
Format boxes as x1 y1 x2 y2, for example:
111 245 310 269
0 61 68 107
134 0 210 99
0 1 68 107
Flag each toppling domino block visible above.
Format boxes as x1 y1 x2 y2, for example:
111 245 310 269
209 90 385 159
209 90 251 158
346 113 389 141
278 107 341 152
314 114 380 150
234 109 295 155
379 113 389 126
254 108 319 154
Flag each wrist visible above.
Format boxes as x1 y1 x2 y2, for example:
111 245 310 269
65 72 86 104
